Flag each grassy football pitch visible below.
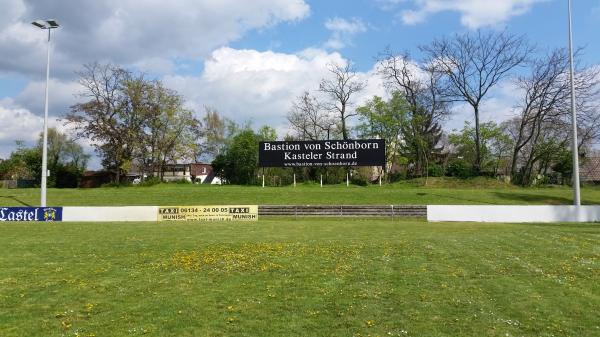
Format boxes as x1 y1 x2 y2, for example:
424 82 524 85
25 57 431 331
1 218 599 336
2 181 600 206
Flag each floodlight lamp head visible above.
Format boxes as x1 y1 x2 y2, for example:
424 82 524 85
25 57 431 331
31 20 47 29
46 19 59 28
31 19 60 29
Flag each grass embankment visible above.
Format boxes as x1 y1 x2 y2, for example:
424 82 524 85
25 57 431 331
1 218 599 336
1 178 600 206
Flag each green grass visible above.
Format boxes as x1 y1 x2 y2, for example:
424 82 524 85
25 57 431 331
1 180 600 206
1 218 599 336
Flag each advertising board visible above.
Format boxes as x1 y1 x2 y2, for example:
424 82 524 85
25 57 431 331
0 207 62 221
158 205 258 221
259 139 385 167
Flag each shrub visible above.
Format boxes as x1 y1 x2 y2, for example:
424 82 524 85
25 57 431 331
388 171 406 183
350 175 368 187
100 182 131 188
446 160 475 179
427 163 444 177
138 176 162 187
170 178 192 184
54 164 83 188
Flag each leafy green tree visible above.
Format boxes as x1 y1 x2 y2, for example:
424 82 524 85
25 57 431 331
449 121 513 176
37 128 89 187
199 107 239 161
401 106 445 178
517 139 570 186
67 63 141 183
68 63 201 183
129 80 201 180
356 92 408 175
0 129 87 187
257 125 277 141
377 50 448 177
0 142 41 183
212 129 261 185
551 149 573 185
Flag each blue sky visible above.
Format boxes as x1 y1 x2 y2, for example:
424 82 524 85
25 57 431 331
231 0 600 70
0 0 599 168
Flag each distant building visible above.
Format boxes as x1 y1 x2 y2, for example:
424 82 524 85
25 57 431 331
154 163 221 184
80 171 116 188
581 156 600 184
80 163 222 187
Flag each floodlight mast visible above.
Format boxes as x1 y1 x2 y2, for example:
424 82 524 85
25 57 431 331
567 0 581 206
31 19 59 207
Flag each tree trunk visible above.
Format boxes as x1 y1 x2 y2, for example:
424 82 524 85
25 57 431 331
115 163 121 184
340 102 349 140
474 106 481 175
510 120 528 180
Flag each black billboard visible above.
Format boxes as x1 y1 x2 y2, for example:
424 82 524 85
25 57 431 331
259 139 385 167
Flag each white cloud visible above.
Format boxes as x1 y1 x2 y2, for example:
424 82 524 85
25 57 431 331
0 97 100 167
383 0 548 29
1 46 383 164
133 58 177 76
0 0 312 161
1 43 385 162
325 17 368 34
0 0 310 78
0 101 42 149
14 79 80 118
0 99 63 156
323 17 367 50
164 47 384 135
375 0 407 11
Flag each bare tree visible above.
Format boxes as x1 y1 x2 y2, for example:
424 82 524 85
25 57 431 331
66 63 140 183
377 49 449 176
287 91 337 140
574 65 600 152
421 30 532 173
318 63 366 140
141 81 200 180
67 63 201 183
378 49 447 122
510 49 571 181
509 49 600 185
199 107 239 161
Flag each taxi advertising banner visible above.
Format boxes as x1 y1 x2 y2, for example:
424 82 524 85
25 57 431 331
158 205 258 221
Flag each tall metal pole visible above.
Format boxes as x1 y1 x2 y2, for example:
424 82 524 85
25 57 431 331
568 0 581 206
41 28 52 207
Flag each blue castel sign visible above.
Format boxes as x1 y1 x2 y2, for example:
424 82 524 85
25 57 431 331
0 207 62 221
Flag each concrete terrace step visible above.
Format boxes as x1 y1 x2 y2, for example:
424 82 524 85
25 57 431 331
258 205 426 217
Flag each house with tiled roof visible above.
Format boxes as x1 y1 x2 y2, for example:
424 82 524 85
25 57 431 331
580 156 600 183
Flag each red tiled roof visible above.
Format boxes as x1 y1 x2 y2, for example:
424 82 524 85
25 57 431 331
581 157 600 182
